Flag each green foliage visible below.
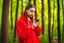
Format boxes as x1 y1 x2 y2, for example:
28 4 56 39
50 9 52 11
0 0 64 43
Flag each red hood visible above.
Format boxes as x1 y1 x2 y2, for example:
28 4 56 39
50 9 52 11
20 12 27 22
20 12 33 22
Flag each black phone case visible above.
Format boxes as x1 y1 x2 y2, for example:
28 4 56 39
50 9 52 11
36 19 39 22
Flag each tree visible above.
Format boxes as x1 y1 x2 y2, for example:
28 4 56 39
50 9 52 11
21 0 23 14
13 0 19 43
10 0 13 30
62 0 64 43
29 0 31 3
1 0 10 43
57 0 61 43
41 0 45 35
48 0 52 43
33 0 37 20
52 0 55 39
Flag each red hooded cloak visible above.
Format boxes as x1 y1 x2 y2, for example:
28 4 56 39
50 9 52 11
16 12 42 43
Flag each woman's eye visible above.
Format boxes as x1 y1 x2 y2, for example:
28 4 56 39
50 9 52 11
30 10 35 13
30 10 33 12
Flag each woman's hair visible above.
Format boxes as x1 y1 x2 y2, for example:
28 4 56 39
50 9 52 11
24 3 35 25
25 3 35 11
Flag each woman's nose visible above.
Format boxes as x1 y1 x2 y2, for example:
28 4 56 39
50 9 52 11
32 12 35 15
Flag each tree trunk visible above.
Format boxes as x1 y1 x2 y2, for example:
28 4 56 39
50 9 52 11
52 0 56 43
13 0 19 43
11 0 13 30
57 0 61 43
41 0 45 35
1 0 10 43
21 0 23 14
62 0 64 43
33 0 37 20
52 0 55 40
48 0 52 43
29 0 31 3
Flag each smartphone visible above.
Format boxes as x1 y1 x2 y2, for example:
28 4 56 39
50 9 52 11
36 19 39 22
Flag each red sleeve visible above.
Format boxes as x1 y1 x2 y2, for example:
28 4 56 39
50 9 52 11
34 25 42 36
16 21 28 40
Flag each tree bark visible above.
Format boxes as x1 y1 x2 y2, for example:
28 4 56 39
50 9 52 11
21 0 23 14
1 0 10 43
52 0 55 40
62 0 64 43
33 0 37 20
11 0 13 30
48 0 52 43
41 0 45 35
29 0 31 3
57 0 61 43
13 0 19 43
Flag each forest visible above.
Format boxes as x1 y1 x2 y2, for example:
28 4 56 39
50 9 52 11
0 0 64 43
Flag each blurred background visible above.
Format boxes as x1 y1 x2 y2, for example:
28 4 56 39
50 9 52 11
0 0 64 43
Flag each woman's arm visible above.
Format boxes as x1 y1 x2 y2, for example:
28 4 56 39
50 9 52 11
32 21 42 36
16 21 29 40
34 25 42 36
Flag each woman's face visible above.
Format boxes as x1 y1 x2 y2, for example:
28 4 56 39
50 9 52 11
26 8 35 17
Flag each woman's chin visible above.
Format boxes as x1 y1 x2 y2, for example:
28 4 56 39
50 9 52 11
28 15 33 18
30 16 32 17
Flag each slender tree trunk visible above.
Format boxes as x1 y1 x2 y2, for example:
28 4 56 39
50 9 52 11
33 0 37 20
11 0 13 30
21 0 23 14
57 0 61 43
62 0 64 43
13 0 19 43
52 0 56 43
29 0 31 3
52 0 55 39
1 0 10 43
41 0 45 35
48 0 52 43
0 32 1 43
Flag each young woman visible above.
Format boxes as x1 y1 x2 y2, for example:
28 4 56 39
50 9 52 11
16 3 42 43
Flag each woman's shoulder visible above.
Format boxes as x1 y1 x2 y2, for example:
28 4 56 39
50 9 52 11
17 19 26 25
17 19 23 24
16 19 28 29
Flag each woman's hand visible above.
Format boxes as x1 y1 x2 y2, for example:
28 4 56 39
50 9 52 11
32 22 38 29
